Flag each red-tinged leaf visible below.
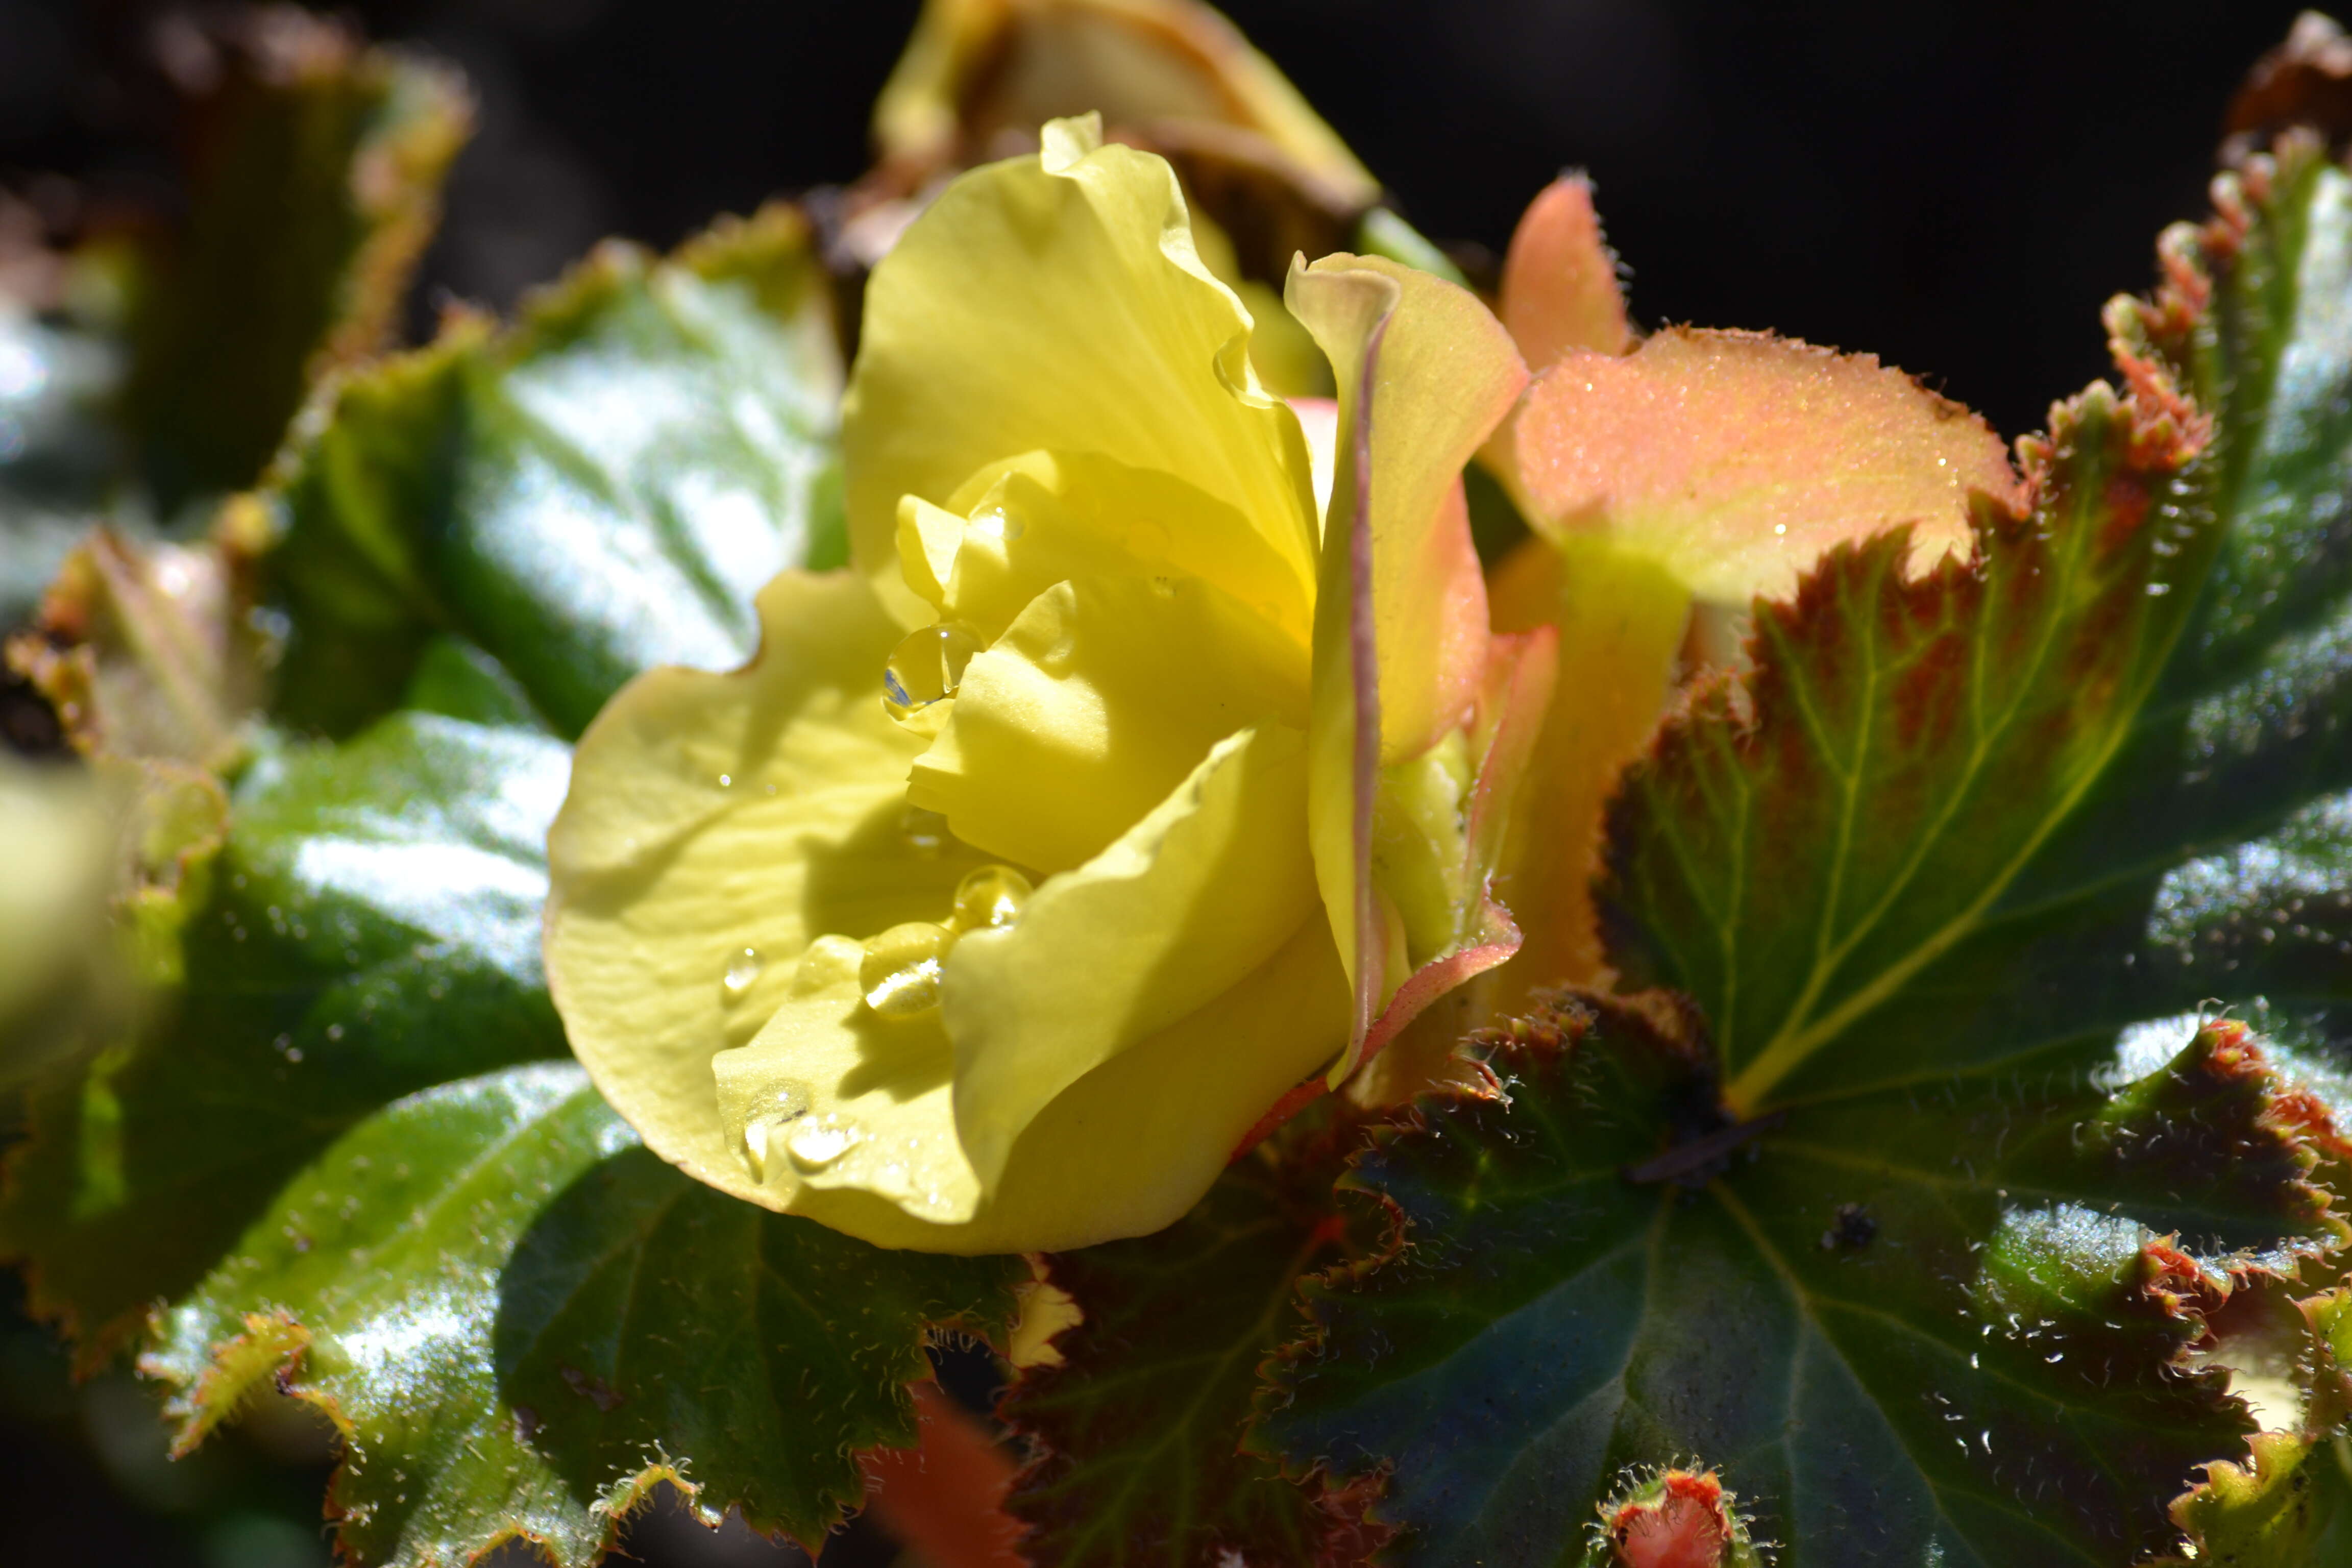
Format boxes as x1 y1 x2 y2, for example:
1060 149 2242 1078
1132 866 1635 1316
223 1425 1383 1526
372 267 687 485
1003 1145 1383 1567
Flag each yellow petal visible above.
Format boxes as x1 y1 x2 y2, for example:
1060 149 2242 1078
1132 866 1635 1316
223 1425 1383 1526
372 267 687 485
842 113 1318 628
908 572 1307 874
717 912 1346 1253
1499 174 1631 370
913 448 1311 650
945 721 1324 1187
1284 252 1528 1070
1497 327 2022 604
713 937 981 1227
544 569 997 1206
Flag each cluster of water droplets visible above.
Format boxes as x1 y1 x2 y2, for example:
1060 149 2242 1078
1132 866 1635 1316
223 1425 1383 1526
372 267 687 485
856 862 1033 1020
727 863 1034 1185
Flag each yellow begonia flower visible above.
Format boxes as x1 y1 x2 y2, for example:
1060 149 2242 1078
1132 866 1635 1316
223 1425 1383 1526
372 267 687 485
543 116 1540 1254
1479 175 2025 1003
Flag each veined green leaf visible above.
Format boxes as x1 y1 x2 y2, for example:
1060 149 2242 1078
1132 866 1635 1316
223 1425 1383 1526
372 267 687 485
139 1064 1021 1566
1606 135 2352 1117
1259 132 2352 1567
1260 1001 2335 1566
1002 1152 1382 1567
265 205 846 740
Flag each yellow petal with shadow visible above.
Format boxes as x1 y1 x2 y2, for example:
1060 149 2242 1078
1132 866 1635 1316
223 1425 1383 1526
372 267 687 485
908 572 1307 874
842 112 1317 628
944 721 1325 1188
714 936 981 1226
544 570 1000 1206
713 911 1346 1253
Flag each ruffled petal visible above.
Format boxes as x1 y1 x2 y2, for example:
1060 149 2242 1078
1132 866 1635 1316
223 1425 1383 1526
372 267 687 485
944 721 1325 1187
843 112 1318 627
544 570 997 1205
904 448 1311 650
1496 326 2022 603
907 572 1307 874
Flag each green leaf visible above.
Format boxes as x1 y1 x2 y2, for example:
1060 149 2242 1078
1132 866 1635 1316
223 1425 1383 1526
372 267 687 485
126 11 471 509
264 205 847 740
1258 133 2352 1566
1260 1000 2335 1566
1002 1150 1382 1567
1604 136 2352 1118
136 1065 1020 1566
2167 1430 2352 1564
0 710 573 1351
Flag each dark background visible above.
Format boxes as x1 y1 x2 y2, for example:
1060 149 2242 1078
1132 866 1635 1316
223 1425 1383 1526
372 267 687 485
0 2 2319 1564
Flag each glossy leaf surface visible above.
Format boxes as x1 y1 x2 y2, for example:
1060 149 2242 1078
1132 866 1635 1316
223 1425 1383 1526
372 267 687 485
267 206 845 739
140 1064 1021 1564
0 712 574 1348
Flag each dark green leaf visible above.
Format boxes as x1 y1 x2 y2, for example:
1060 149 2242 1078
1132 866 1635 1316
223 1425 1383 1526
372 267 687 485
137 1066 1020 1566
1003 1152 1380 1567
265 206 846 739
1260 1000 2333 1566
0 710 571 1350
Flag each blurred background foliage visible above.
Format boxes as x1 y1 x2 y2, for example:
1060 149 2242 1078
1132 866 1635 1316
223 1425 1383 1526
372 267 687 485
0 0 2320 1563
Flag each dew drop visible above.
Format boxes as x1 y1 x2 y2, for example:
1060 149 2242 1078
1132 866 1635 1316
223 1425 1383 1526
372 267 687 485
949 864 1033 933
860 921 955 1018
738 1085 811 1181
899 804 950 856
787 1113 863 1172
970 505 1024 543
721 946 764 1000
882 621 986 722
1773 522 1787 535
717 773 733 789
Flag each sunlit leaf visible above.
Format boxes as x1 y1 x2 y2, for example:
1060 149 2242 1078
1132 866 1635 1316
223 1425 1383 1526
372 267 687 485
265 205 845 739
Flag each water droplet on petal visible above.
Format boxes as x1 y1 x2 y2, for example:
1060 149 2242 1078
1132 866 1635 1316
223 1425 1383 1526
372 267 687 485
969 505 1024 543
721 947 764 1000
739 1085 811 1180
787 1113 863 1172
883 621 986 722
899 804 950 856
860 921 955 1018
949 864 1033 933
717 773 733 789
